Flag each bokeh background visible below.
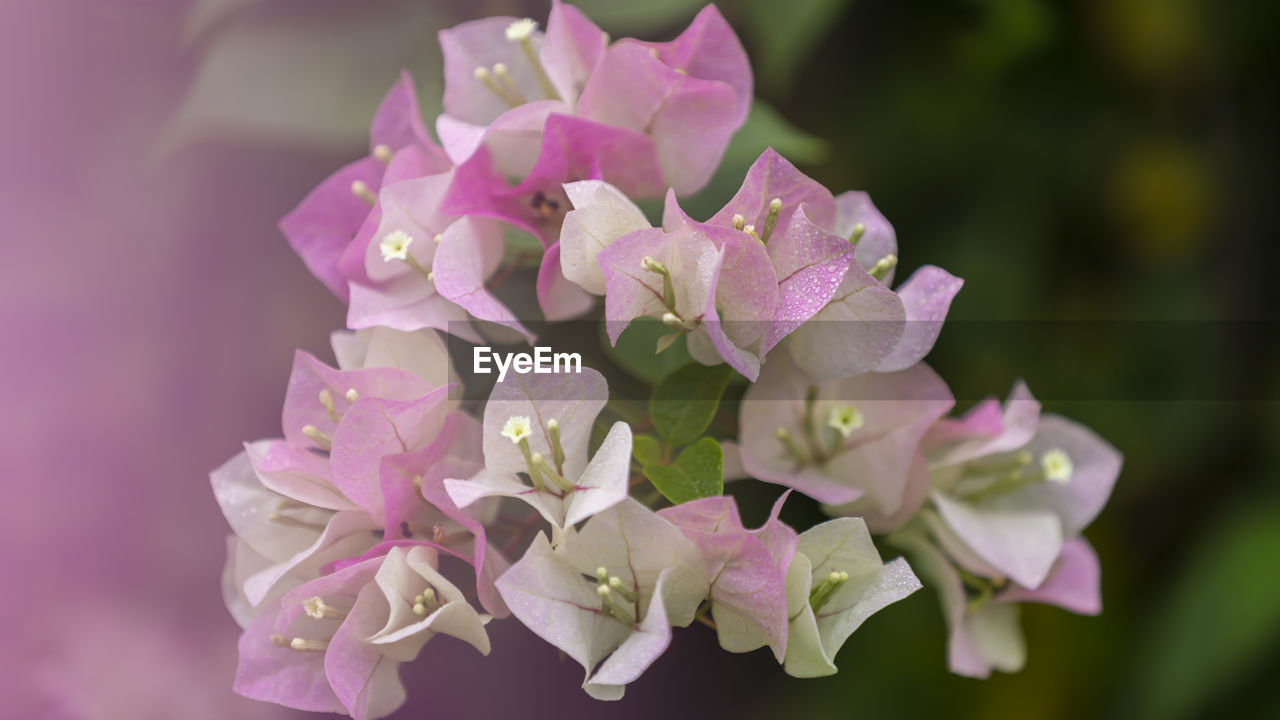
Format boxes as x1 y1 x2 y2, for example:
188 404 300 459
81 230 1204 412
3 0 1277 718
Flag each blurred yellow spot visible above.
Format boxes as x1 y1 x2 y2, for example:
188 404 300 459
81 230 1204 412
1109 139 1211 261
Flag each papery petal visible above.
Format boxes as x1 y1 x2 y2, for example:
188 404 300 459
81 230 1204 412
1017 415 1123 537
634 4 752 122
482 366 608 479
212 449 335 563
892 532 1025 678
563 421 632 527
926 381 1042 466
234 604 345 713
279 157 381 301
369 69 439 155
538 242 596 320
444 469 566 530
282 352 436 448
832 191 896 285
542 0 607 105
329 390 451 524
697 228 779 380
787 263 907 381
577 41 740 195
432 216 535 342
761 206 854 353
874 266 963 372
437 100 564 177
368 547 490 659
584 569 677 701
440 17 548 126
325 583 405 720
598 228 678 343
519 113 666 201
796 518 922 673
245 440 352 511
930 490 1064 589
710 148 836 233
998 537 1102 615
560 498 709 628
659 495 796 661
496 533 631 679
559 179 652 294
242 511 381 607
329 326 458 390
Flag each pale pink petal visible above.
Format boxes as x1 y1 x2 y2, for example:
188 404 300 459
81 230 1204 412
761 206 854 353
559 179 652 294
787 261 907 381
431 216 535 342
369 69 438 155
563 421 632 527
440 17 548 125
998 537 1102 615
279 156 381 301
542 0 607 105
538 241 596 320
710 148 836 234
833 191 897 285
875 266 963 372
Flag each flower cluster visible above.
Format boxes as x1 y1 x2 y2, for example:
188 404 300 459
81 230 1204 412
215 3 1121 717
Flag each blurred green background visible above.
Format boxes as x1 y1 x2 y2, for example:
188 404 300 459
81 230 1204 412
164 0 1280 717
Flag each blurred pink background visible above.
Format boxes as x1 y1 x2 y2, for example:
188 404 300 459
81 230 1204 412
0 2 780 717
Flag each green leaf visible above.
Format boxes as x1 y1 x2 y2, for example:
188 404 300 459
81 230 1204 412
642 437 724 504
1124 496 1280 720
632 434 663 467
650 363 732 446
603 318 694 385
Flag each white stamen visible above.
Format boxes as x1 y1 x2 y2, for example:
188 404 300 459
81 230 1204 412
289 638 329 652
433 233 443 245
1041 448 1074 484
505 18 538 42
350 179 376 205
501 416 533 444
303 596 345 620
372 144 393 163
345 388 359 403
379 230 415 262
301 425 331 450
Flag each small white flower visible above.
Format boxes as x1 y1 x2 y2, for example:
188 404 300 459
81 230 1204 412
505 18 538 42
1041 448 1073 484
379 230 415 262
827 405 865 438
501 416 532 444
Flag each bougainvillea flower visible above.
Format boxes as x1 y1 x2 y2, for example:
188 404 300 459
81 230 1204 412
213 448 380 615
591 197 781 379
894 530 1100 678
558 179 652 294
783 517 922 677
788 200 962 380
444 367 631 530
281 71 449 300
575 5 751 195
658 493 797 661
496 498 709 700
235 546 490 719
918 382 1122 589
338 165 534 343
437 2 605 175
739 352 954 526
329 326 458 390
692 148 960 380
